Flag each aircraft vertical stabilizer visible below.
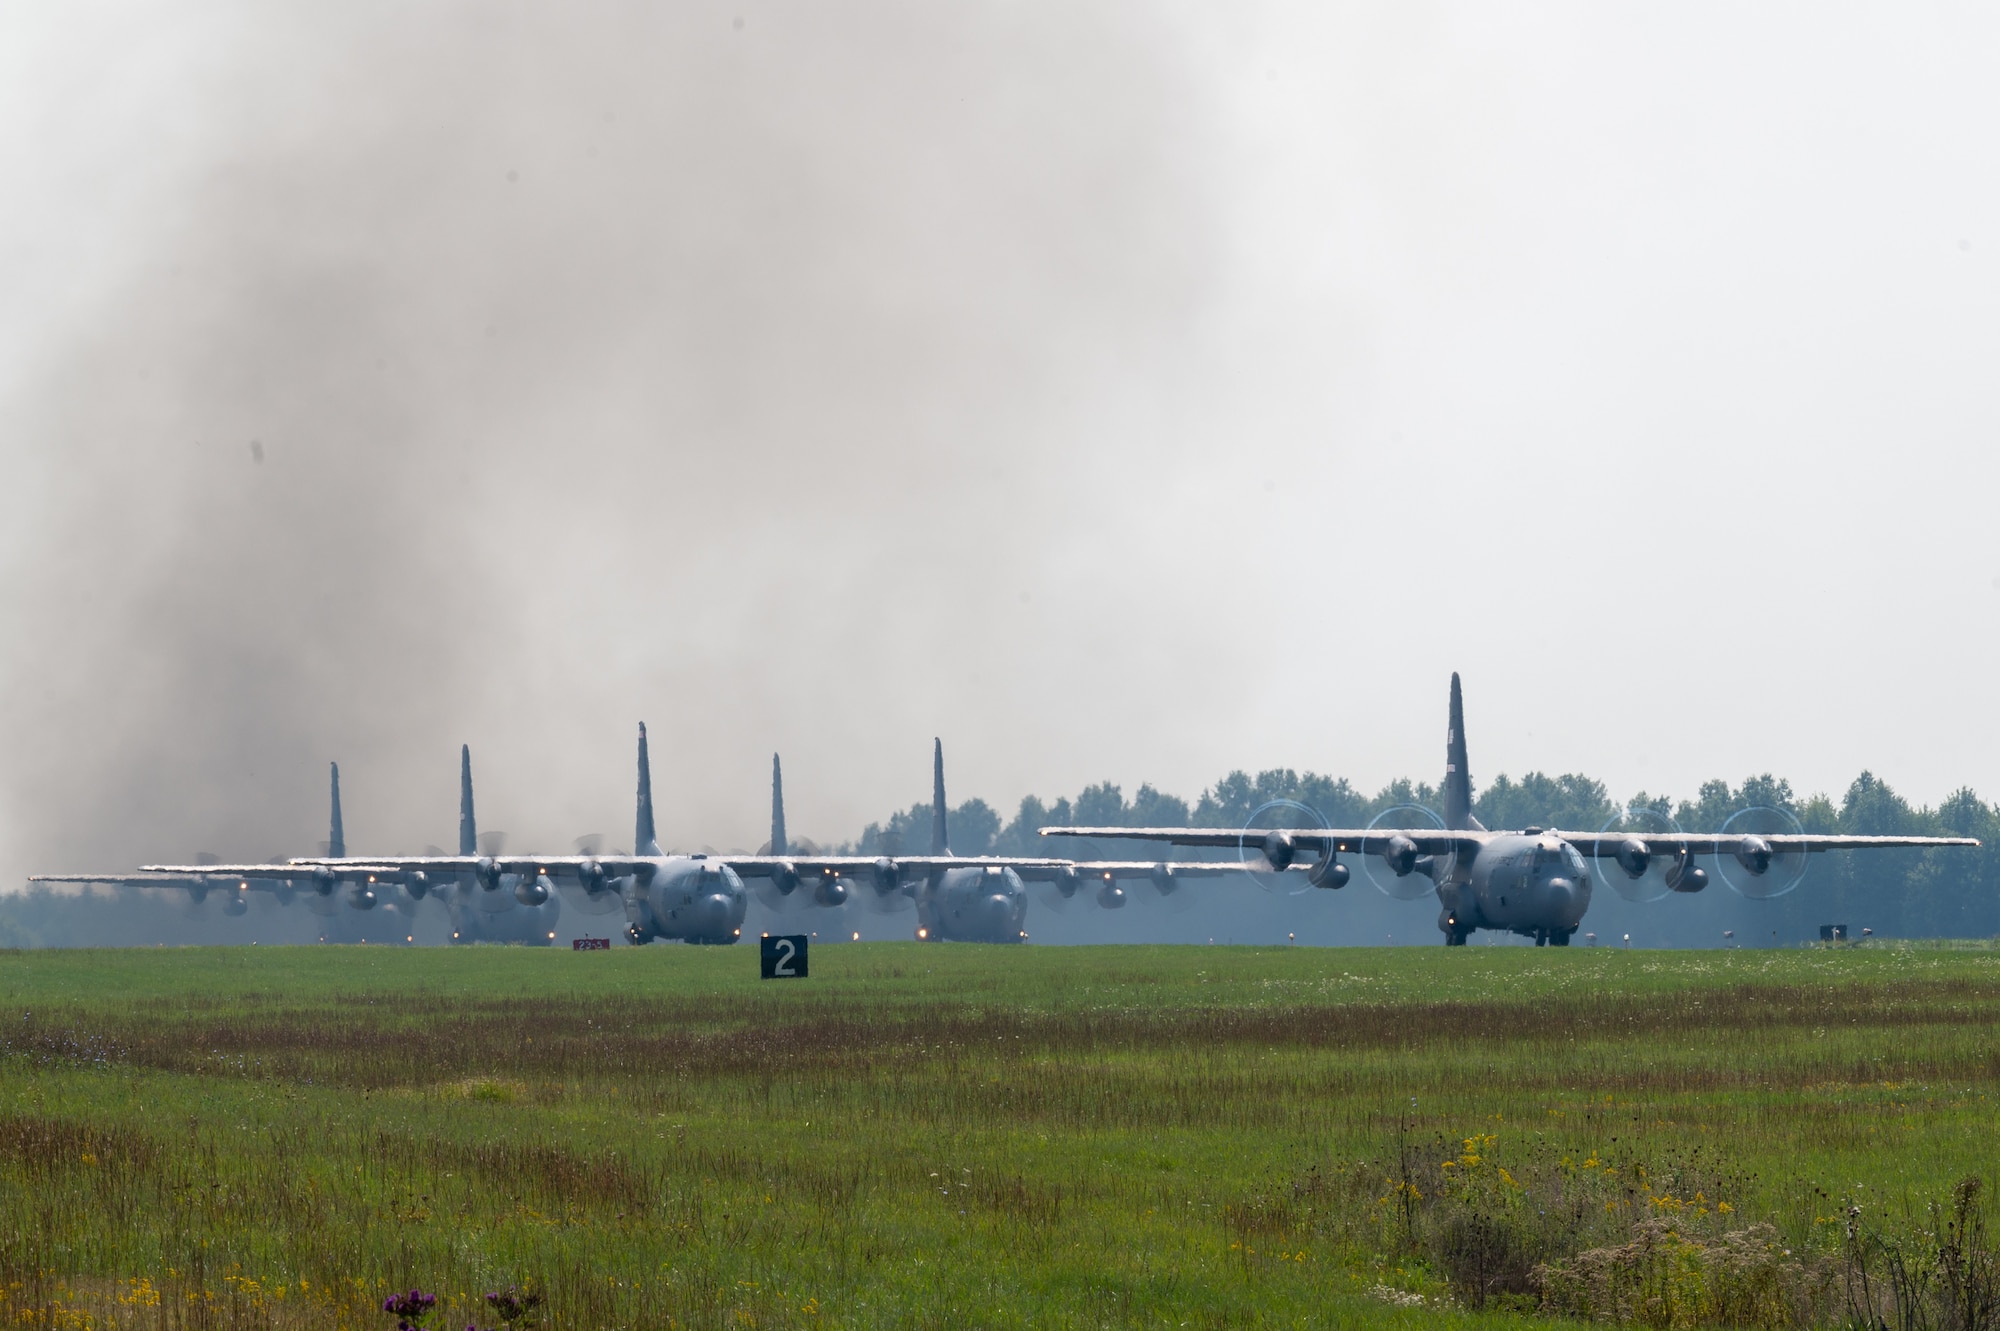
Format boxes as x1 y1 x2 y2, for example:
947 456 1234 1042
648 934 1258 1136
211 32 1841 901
931 738 949 856
458 745 477 855
635 723 660 855
770 754 788 857
1445 673 1483 832
328 762 346 859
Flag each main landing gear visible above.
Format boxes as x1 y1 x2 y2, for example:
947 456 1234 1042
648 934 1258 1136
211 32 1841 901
1440 918 1579 947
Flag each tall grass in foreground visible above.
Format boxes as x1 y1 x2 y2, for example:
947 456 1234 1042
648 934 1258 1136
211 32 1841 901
1 943 1998 1327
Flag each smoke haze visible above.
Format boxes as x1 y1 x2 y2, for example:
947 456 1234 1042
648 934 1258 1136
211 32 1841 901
3 3 1997 876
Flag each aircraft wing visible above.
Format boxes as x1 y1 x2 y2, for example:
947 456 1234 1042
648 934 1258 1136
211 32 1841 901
1011 860 1300 881
1039 826 1477 856
271 853 1310 885
1558 833 1980 855
276 853 1087 882
729 854 1065 877
30 866 399 889
1039 827 1978 859
724 854 1306 882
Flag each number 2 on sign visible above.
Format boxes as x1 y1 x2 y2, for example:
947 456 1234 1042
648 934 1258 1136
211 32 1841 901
760 934 808 979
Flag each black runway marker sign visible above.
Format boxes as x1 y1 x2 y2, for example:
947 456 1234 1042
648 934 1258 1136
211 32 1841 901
760 934 808 979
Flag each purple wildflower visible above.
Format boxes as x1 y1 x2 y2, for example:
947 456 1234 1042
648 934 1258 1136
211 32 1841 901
383 1289 438 1329
484 1288 542 1328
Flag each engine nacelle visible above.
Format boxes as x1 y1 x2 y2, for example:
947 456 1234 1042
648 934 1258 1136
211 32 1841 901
1733 836 1773 876
1260 831 1296 872
311 867 338 896
187 881 210 904
1615 838 1652 880
1380 835 1419 877
1149 864 1179 896
1666 852 1708 894
404 870 430 900
1308 854 1349 890
1097 882 1127 909
475 856 501 891
770 861 801 896
515 874 551 907
871 857 900 895
1051 867 1083 899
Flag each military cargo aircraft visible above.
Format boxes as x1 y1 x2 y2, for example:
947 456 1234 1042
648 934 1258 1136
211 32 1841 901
1042 674 1980 945
31 749 562 945
33 726 1299 945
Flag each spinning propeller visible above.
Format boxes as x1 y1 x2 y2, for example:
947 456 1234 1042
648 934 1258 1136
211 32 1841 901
559 833 627 915
864 869 916 914
1032 871 1082 914
1592 806 1686 903
1236 799 1330 898
1362 805 1450 901
1717 806 1810 899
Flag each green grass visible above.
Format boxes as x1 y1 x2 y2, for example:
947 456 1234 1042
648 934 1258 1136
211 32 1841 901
2 942 1997 1328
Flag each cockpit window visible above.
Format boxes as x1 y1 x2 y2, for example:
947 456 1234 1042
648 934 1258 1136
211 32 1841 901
1563 844 1586 875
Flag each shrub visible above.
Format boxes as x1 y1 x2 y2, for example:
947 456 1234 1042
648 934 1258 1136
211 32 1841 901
1533 1219 1822 1328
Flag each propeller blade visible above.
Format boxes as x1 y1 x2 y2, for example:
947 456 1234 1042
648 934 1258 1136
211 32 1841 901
557 879 624 916
573 833 606 857
752 877 808 915
1718 806 1811 900
865 880 915 914
1362 804 1449 901
1032 880 1073 914
1236 800 1329 897
476 830 508 857
1594 807 1680 904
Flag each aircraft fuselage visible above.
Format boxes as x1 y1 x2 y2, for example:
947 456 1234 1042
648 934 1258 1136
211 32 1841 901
1432 833 1592 945
917 865 1028 943
621 857 748 945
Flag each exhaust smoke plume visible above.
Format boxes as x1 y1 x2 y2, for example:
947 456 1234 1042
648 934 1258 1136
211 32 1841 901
0 3 1229 870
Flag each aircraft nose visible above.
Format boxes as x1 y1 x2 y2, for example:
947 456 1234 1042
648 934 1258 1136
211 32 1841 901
1543 877 1576 915
691 893 732 934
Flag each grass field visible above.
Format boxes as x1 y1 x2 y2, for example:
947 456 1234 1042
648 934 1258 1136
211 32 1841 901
3 942 1998 1329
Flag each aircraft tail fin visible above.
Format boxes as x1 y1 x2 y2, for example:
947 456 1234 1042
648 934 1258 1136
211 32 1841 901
770 753 789 857
328 762 346 858
458 745 477 855
635 723 660 855
930 738 949 856
1444 673 1482 831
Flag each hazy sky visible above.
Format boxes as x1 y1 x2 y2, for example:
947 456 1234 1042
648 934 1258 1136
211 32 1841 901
2 2 1995 871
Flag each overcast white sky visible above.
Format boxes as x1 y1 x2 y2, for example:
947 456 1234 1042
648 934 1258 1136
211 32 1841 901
1 2 1995 869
